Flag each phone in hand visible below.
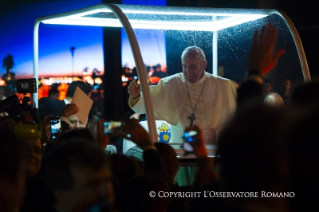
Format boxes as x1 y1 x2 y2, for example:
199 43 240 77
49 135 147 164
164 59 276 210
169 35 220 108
183 130 198 153
50 117 61 140
103 121 124 136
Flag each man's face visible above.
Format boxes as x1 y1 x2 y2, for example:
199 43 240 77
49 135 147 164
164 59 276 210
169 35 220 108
182 51 207 84
263 82 272 95
25 138 42 178
283 80 291 92
68 115 86 131
61 165 114 210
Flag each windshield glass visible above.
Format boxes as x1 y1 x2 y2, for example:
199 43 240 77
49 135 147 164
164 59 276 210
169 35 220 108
115 4 304 149
115 4 304 89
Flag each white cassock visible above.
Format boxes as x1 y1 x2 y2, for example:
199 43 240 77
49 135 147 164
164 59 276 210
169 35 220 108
129 72 237 144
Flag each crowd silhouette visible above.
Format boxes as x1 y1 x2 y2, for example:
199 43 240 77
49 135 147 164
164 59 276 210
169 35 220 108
1 24 319 212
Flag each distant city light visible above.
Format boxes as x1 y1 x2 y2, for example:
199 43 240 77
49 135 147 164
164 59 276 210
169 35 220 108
40 76 102 86
122 75 128 82
0 79 6 86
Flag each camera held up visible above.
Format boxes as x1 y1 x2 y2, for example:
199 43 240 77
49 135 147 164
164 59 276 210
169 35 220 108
0 78 38 123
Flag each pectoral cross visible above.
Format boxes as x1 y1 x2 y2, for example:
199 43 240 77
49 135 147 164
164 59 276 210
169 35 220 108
187 113 196 127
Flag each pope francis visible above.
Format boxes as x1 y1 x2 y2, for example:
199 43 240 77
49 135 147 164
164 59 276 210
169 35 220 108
128 46 236 144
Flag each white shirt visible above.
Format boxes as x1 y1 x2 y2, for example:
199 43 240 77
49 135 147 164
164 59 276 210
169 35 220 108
130 72 236 144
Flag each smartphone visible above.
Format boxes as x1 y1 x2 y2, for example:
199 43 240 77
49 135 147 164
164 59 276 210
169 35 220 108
104 121 124 136
183 130 198 152
50 117 61 140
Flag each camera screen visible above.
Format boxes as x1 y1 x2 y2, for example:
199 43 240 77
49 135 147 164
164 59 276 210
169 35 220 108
104 121 122 135
16 78 37 94
51 121 61 140
184 131 197 142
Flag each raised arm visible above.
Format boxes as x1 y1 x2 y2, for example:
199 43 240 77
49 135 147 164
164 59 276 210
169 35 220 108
238 24 284 108
248 24 284 76
122 118 168 180
128 80 141 107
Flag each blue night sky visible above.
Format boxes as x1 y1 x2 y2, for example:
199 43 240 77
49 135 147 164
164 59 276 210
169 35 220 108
121 0 166 69
0 0 166 78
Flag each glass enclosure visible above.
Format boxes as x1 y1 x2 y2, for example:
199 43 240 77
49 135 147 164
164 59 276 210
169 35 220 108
115 4 307 92
34 4 309 157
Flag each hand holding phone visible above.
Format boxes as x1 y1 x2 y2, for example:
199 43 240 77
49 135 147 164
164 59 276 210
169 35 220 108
183 129 198 153
183 125 208 157
121 118 154 150
103 121 124 136
50 117 61 140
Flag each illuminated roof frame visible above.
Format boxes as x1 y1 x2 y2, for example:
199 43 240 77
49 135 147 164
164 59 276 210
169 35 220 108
33 4 310 143
41 7 268 32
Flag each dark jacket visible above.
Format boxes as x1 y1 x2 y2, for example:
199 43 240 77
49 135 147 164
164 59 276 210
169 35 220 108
39 97 66 121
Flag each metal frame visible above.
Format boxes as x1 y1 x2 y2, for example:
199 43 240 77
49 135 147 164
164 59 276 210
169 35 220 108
271 10 311 82
33 4 157 143
212 16 218 76
33 4 310 144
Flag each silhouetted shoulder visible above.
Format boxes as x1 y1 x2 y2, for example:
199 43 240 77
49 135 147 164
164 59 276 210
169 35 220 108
39 97 66 121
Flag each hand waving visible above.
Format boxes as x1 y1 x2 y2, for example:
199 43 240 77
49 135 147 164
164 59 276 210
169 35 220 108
248 24 284 75
184 125 208 158
128 80 141 99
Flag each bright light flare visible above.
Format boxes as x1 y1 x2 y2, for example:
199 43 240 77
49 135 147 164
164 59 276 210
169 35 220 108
42 9 267 32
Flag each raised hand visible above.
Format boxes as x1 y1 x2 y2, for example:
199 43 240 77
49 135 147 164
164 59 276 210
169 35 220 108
96 119 109 150
184 125 208 158
41 115 57 146
122 118 154 150
248 24 284 75
59 103 78 118
128 80 141 99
